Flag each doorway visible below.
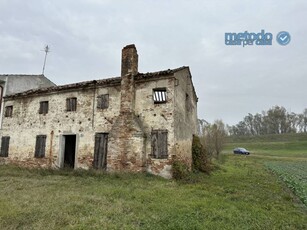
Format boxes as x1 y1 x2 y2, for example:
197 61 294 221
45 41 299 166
63 135 76 168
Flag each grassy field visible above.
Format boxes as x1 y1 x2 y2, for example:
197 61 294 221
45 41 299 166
224 133 307 157
1 156 306 229
0 133 306 229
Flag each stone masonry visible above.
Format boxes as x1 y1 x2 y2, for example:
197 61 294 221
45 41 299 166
0 44 198 178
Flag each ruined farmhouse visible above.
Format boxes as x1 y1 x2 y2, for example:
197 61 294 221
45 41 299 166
0 45 198 178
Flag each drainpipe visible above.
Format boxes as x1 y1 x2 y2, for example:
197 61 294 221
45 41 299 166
49 130 54 167
92 81 97 129
0 77 8 130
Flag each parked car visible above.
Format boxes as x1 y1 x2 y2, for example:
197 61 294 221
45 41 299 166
233 147 250 155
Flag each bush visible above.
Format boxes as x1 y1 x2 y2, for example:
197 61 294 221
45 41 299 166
192 135 213 174
172 159 189 180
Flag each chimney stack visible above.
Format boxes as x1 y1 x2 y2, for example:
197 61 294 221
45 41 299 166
121 44 138 76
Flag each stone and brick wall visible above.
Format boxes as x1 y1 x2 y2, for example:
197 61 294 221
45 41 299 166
0 45 198 179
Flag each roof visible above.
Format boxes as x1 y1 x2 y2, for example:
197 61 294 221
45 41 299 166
4 66 193 99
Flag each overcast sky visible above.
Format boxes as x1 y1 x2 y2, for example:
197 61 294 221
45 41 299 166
1 0 306 125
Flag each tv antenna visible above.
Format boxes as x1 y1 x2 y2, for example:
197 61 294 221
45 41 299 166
42 45 50 75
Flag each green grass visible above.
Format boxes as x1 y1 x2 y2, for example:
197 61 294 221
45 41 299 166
0 156 306 229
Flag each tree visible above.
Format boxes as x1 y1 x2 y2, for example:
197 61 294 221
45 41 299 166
201 120 227 158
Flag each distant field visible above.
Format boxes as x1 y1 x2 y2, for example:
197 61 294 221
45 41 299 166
224 133 307 157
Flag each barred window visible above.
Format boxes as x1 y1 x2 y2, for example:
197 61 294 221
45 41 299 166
153 89 167 103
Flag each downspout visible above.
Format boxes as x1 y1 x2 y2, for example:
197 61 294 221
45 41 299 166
49 130 54 167
92 81 97 129
0 77 8 129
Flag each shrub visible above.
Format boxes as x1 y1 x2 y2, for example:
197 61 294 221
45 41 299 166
192 135 213 174
172 159 189 180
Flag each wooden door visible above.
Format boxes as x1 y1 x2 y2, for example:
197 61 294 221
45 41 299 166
93 133 108 170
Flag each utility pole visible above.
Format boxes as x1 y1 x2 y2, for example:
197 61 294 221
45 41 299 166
42 45 50 75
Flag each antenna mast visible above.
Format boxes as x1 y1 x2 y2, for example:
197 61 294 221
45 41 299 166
42 45 50 75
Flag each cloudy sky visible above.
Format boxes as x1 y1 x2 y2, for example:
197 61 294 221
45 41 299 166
1 0 306 125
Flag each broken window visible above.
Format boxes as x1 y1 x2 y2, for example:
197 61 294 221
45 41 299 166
97 94 109 109
93 133 108 170
66 97 77 112
39 101 49 115
35 135 47 158
4 106 13 117
151 130 168 159
153 88 167 103
0 136 10 157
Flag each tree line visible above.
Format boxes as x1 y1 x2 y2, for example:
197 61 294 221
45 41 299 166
227 106 307 136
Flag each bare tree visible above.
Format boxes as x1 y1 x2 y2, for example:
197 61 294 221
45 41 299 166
201 120 227 158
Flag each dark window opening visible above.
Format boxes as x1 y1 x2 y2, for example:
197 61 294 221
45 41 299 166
186 93 192 112
39 101 49 115
97 94 109 109
93 133 108 170
4 106 13 117
0 136 10 157
66 98 77 112
35 135 47 158
151 130 168 159
64 135 76 168
153 89 167 103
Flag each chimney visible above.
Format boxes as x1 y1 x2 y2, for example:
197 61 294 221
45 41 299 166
121 44 138 76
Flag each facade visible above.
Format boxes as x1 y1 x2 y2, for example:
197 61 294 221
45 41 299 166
0 45 198 178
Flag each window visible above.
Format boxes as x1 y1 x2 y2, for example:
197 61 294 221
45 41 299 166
66 97 77 111
39 101 49 115
186 94 192 112
35 135 47 158
4 106 13 117
151 130 168 159
97 94 109 109
0 136 10 157
153 89 167 103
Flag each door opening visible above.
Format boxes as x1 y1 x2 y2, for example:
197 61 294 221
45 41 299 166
64 135 76 168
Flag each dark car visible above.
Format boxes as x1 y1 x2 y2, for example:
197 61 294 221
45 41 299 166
233 147 250 155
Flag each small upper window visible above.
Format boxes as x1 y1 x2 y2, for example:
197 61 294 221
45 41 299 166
97 94 109 109
4 106 13 117
66 98 77 112
153 89 167 104
39 101 49 115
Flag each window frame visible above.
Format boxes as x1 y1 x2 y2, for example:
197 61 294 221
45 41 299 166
97 94 109 109
39 101 49 115
34 135 47 158
4 106 13 117
66 97 77 112
153 88 167 104
0 136 10 157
